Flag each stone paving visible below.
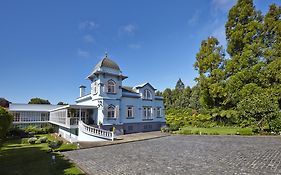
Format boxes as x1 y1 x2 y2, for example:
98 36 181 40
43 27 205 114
78 131 169 149
63 135 281 175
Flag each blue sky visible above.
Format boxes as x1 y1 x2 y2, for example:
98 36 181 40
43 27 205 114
0 0 280 104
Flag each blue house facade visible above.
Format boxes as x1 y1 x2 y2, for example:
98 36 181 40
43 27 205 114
9 54 166 142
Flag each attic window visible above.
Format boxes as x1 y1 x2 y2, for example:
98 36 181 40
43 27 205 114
143 89 152 100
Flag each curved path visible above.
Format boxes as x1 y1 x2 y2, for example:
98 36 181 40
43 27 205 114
63 135 281 175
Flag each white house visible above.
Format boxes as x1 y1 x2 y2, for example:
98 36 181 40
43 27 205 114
9 54 166 142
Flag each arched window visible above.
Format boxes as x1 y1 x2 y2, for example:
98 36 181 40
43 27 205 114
93 81 98 94
144 89 152 99
107 80 116 93
107 105 115 118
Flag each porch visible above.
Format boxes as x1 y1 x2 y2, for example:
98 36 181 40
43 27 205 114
49 105 98 128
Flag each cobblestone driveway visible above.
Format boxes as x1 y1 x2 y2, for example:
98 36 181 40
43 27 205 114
63 135 281 175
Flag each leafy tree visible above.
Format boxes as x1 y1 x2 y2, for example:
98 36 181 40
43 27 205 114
28 98 51 104
263 4 281 63
194 37 224 75
194 37 225 109
189 85 200 110
237 91 280 130
225 0 263 75
0 98 10 108
155 91 162 96
175 78 185 90
163 88 173 109
0 107 13 139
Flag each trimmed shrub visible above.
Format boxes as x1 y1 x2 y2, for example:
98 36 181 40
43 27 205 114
35 140 41 144
38 136 48 143
169 124 180 131
48 140 63 150
28 137 37 144
21 138 29 144
160 126 170 133
24 125 55 134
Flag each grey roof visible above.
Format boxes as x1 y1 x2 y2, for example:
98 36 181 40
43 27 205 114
94 57 120 71
87 55 124 80
122 86 138 94
134 82 156 90
9 103 64 112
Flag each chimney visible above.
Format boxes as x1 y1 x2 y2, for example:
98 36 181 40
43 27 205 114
79 85 86 97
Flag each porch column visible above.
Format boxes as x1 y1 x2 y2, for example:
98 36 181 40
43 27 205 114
79 108 82 121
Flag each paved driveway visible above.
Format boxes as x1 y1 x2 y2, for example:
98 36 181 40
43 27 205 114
63 135 281 175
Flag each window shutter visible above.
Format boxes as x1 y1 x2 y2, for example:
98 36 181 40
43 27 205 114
104 104 108 117
115 105 119 118
105 83 108 93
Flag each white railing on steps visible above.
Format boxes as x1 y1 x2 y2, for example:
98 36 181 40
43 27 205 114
79 121 114 141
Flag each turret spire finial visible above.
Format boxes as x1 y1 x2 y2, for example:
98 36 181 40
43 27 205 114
105 52 108 58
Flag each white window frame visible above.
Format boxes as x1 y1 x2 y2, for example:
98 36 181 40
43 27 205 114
143 89 152 100
127 106 134 118
107 105 115 118
156 107 161 117
107 80 116 93
143 107 152 120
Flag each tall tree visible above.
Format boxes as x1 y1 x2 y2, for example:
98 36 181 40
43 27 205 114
225 0 263 75
175 78 185 90
194 37 225 108
28 98 51 104
263 4 281 63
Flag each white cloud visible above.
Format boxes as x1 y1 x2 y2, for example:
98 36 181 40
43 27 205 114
79 21 98 30
188 10 200 25
77 49 90 58
212 0 236 12
128 44 141 49
83 35 95 43
120 24 137 36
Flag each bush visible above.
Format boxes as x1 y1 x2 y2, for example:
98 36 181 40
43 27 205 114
21 138 29 144
35 140 41 144
7 127 28 138
28 137 37 144
169 124 180 131
48 140 63 150
38 136 48 143
160 126 170 133
269 115 281 133
24 125 55 134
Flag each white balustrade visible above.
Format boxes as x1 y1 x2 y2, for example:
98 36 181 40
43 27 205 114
79 121 114 141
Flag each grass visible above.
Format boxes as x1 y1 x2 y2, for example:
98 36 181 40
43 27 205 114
0 134 83 175
176 126 253 135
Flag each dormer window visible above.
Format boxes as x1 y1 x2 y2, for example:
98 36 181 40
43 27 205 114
107 80 116 93
143 89 152 100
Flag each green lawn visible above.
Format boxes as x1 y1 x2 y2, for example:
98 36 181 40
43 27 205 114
176 126 253 135
0 135 84 175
